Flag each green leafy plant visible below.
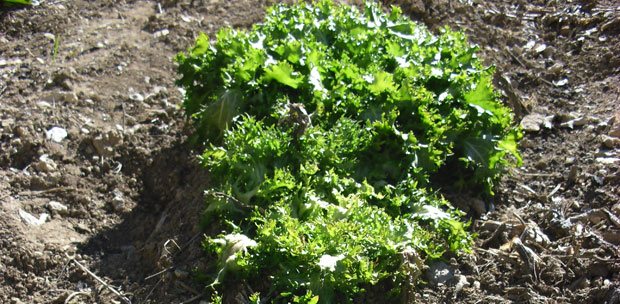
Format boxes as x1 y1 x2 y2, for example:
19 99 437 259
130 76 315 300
176 0 521 302
1 0 32 6
52 35 60 63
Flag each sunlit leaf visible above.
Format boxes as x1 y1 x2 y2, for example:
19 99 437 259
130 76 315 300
264 61 304 89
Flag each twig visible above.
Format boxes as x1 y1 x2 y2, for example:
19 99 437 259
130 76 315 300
142 233 203 299
585 229 620 252
517 183 537 195
593 6 620 12
163 239 181 256
64 291 91 304
180 233 202 252
206 191 248 208
536 74 554 87
143 277 163 303
66 253 132 304
517 172 559 177
146 207 170 242
504 49 557 86
176 280 200 295
121 101 126 138
180 294 203 304
547 183 561 198
512 211 530 241
0 193 11 202
512 211 527 226
17 187 79 197
205 190 260 213
603 209 620 228
512 237 541 282
144 234 201 281
145 266 174 281
505 49 527 69
480 222 507 248
475 247 495 256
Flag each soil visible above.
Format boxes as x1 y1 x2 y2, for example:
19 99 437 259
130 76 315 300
0 0 618 303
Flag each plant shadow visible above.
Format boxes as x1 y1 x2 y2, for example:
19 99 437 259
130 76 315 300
78 139 211 302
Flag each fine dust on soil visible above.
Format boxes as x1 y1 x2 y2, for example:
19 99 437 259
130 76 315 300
0 0 619 303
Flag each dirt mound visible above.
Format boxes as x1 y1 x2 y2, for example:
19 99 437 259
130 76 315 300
1 0 619 303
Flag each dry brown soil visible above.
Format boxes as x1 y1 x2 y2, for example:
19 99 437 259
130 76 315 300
1 0 619 303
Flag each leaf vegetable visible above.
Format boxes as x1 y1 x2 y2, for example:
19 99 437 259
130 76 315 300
176 0 521 302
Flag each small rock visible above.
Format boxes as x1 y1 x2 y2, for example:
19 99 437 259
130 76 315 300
150 86 168 97
180 15 193 23
0 118 14 129
534 44 547 53
601 16 620 34
47 201 69 215
10 297 25 304
174 269 189 279
92 130 123 156
565 157 576 165
534 160 548 170
15 126 30 138
521 113 545 132
43 33 55 40
548 63 565 76
43 90 78 103
52 291 70 303
567 165 579 183
453 274 470 294
128 92 144 102
153 29 170 38
74 223 91 233
542 45 556 57
593 174 605 185
524 222 550 245
111 195 125 212
601 135 620 148
35 154 57 172
473 280 480 289
19 209 49 226
561 117 588 129
48 69 76 90
0 58 22 67
63 92 79 103
596 157 620 164
612 203 620 217
425 261 454 286
110 188 127 212
46 127 68 143
609 111 620 138
36 101 53 108
553 78 569 87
